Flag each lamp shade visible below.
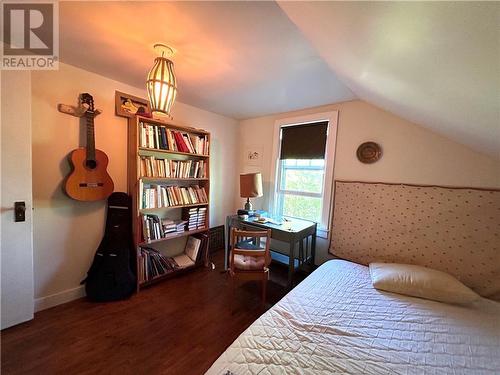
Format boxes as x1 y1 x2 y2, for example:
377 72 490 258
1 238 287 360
146 51 177 116
240 173 263 198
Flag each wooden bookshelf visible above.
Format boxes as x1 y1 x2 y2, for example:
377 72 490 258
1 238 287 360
128 115 210 290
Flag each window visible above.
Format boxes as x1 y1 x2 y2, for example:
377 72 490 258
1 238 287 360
277 159 325 223
270 112 338 238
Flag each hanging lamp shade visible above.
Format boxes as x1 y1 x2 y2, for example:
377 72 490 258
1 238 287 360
146 44 177 116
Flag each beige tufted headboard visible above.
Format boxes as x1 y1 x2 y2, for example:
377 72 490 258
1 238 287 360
330 180 500 300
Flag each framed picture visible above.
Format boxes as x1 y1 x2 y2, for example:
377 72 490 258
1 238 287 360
115 90 151 118
244 145 263 166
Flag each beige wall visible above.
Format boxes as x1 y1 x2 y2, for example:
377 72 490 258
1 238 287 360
31 63 238 310
30 65 499 309
237 100 500 263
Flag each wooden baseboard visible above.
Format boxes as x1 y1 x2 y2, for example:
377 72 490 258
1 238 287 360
34 285 85 312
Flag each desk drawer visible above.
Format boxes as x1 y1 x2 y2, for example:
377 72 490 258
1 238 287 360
238 223 293 242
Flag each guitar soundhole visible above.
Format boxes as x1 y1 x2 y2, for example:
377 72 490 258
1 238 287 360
86 159 97 169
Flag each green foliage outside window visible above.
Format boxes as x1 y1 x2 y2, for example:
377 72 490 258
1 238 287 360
282 169 323 194
279 159 325 223
282 195 322 222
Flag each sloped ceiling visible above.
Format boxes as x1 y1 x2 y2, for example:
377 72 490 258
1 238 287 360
59 1 354 120
278 2 500 158
58 2 499 158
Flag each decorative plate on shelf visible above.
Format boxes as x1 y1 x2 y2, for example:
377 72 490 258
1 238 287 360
356 142 382 164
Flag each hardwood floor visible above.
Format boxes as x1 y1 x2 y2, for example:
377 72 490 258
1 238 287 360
1 251 297 375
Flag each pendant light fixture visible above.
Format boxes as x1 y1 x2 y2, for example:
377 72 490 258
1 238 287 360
146 43 177 117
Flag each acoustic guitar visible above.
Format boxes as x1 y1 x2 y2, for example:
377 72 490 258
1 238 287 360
65 93 114 201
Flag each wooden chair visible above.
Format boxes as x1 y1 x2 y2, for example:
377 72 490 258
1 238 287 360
229 228 272 310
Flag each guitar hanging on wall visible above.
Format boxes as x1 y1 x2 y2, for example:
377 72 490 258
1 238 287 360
64 93 114 201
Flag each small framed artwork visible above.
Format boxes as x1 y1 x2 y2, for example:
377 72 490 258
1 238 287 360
244 145 263 166
115 91 151 118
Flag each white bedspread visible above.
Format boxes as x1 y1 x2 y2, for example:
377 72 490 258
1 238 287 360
206 260 500 374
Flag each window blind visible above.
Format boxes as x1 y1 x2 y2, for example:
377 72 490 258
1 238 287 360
279 121 328 160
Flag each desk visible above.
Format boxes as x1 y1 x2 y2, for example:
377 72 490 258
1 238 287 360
225 215 317 288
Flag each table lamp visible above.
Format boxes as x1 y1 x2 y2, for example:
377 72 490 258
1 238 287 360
240 172 263 214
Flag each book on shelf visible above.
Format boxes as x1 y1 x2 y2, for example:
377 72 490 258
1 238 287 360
142 214 188 242
197 207 207 227
171 233 208 269
173 254 195 268
139 181 208 209
173 132 188 153
184 236 202 261
138 247 179 283
172 237 201 268
139 121 209 155
139 156 207 179
161 218 188 234
185 208 198 230
182 207 207 230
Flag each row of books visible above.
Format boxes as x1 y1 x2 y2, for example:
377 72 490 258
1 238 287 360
138 247 178 283
139 122 209 155
142 215 188 242
140 156 207 179
183 207 207 231
140 182 208 209
138 234 208 283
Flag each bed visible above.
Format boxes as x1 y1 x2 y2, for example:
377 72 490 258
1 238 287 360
207 181 500 374
206 259 500 374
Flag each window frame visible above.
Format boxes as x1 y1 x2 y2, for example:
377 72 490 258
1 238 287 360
269 111 339 239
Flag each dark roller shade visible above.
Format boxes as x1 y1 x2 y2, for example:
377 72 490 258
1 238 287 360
280 121 328 160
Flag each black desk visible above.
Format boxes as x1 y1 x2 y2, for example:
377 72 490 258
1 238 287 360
225 215 317 288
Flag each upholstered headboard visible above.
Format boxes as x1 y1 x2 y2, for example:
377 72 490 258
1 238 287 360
330 181 500 300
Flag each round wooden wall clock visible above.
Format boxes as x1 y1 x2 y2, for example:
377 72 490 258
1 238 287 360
356 142 382 164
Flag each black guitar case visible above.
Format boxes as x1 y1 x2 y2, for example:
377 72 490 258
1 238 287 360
82 192 136 302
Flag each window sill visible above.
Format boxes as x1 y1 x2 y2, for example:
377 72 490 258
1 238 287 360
317 227 329 240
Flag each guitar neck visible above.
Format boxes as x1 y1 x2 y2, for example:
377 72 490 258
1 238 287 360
86 114 96 161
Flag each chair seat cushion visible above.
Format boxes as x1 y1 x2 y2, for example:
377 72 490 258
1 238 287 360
233 254 266 271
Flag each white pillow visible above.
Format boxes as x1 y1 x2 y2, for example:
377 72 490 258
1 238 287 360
369 263 480 304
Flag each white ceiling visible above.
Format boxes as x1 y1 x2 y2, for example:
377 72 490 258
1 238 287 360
278 2 500 158
59 2 499 158
59 1 354 120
